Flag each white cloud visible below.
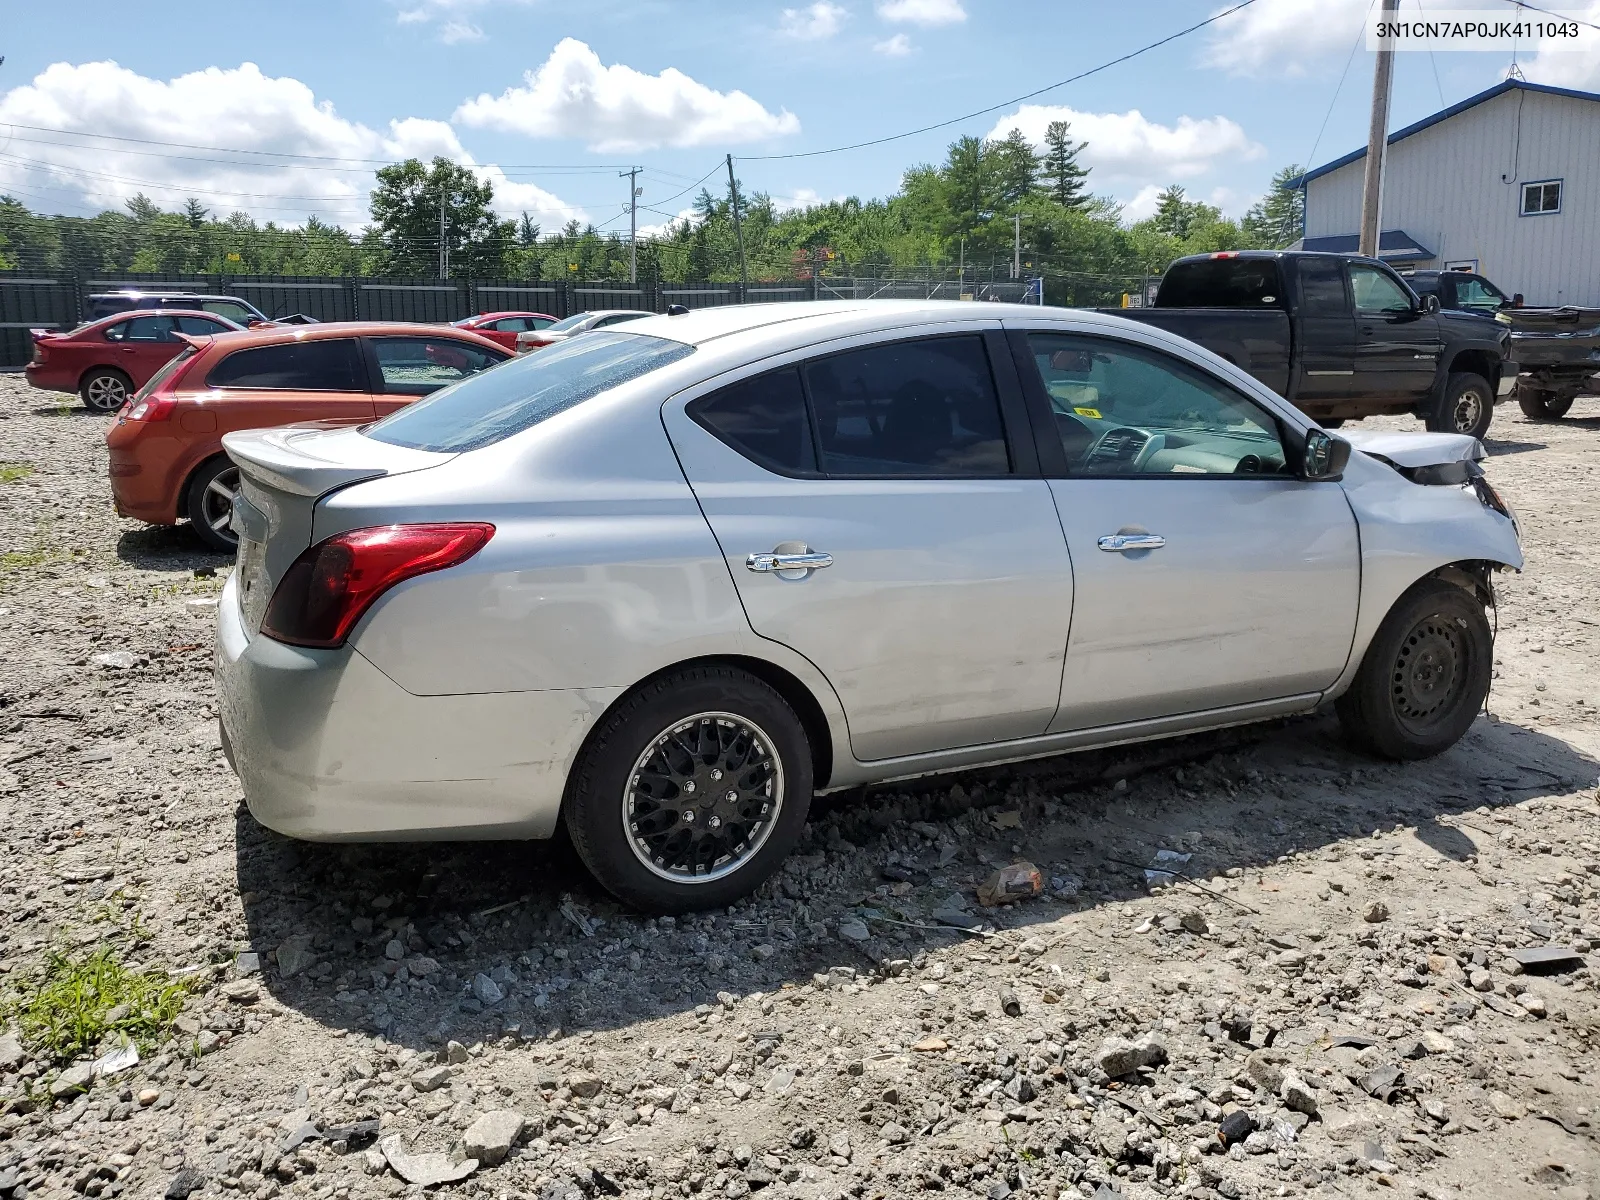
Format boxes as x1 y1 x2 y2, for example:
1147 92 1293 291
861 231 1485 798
0 61 583 231
1121 185 1166 223
874 33 914 56
877 0 965 24
1519 0 1600 88
1201 0 1370 76
635 206 699 239
453 38 800 152
439 20 485 44
779 2 848 39
987 104 1264 185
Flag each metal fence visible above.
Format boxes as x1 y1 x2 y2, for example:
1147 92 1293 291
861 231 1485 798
0 271 1040 368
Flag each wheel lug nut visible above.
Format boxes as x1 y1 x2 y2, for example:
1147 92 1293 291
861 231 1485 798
708 815 722 829
682 780 696 793
681 809 695 823
725 790 738 802
710 768 724 781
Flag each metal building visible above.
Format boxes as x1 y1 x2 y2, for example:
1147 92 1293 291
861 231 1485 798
1294 80 1600 306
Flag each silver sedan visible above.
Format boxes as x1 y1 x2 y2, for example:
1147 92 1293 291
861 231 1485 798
215 301 1523 912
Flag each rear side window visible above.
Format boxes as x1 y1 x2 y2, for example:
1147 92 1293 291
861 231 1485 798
199 301 257 324
206 338 364 391
175 315 233 335
1155 260 1284 307
108 316 178 343
691 369 817 474
1297 259 1350 316
369 336 505 395
803 336 1009 476
366 331 694 453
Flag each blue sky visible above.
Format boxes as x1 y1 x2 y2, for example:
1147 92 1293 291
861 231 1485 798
2 0 1596 234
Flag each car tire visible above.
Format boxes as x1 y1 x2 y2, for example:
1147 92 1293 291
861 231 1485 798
80 368 132 412
1517 390 1573 420
564 665 813 913
185 456 241 553
1426 371 1494 439
1335 578 1492 761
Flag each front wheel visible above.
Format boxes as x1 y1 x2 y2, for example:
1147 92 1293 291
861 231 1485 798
186 456 241 553
1517 389 1573 420
1335 579 1492 760
1426 371 1494 440
564 665 813 913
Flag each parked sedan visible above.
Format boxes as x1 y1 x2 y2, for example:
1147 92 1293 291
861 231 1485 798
452 311 558 352
216 301 1522 913
106 322 509 551
515 309 653 352
26 310 246 410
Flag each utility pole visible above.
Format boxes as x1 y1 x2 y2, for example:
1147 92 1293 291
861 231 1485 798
958 237 966 295
1012 215 1021 280
1358 0 1401 258
438 181 448 279
726 154 749 299
620 167 641 284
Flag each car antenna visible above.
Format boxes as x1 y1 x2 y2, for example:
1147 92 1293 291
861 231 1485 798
666 304 689 316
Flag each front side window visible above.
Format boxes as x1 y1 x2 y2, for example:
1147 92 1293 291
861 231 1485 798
1026 332 1290 477
490 317 529 333
369 337 505 395
111 315 179 342
802 336 1009 476
1348 264 1414 313
366 331 694 453
1521 180 1562 215
199 301 257 323
206 338 365 391
1297 259 1349 316
545 313 593 333
690 368 816 475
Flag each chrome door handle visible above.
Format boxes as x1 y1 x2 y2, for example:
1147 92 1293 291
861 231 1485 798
1098 533 1166 553
746 551 833 572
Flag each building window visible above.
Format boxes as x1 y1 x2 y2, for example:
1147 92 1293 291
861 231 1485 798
1521 180 1562 215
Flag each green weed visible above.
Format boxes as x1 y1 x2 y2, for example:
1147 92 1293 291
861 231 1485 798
0 463 33 484
2 948 192 1065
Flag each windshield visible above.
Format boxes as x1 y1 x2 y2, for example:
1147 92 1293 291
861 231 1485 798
365 331 694 453
545 313 594 333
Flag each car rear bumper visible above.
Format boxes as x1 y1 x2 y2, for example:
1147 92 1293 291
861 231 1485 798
215 573 618 842
23 362 74 392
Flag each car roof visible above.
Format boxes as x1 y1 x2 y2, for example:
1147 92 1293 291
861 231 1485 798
468 311 555 321
86 308 241 325
195 321 508 349
91 291 249 302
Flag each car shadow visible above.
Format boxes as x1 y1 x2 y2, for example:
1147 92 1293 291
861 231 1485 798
115 525 231 573
29 403 103 418
1482 437 1547 456
230 708 1600 1054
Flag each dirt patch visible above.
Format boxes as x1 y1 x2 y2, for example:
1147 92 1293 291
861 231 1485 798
1 377 1597 1200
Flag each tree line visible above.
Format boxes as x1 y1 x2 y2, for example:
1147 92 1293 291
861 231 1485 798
0 123 1305 305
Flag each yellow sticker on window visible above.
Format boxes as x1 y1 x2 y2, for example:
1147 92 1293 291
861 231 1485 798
1073 406 1102 419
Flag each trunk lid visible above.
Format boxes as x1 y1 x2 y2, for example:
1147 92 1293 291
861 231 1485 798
221 425 452 634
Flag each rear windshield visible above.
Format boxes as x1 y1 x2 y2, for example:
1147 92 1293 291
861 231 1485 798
1156 260 1285 308
365 331 694 453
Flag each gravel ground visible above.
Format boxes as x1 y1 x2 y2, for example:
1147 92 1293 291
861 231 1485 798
1 373 1598 1200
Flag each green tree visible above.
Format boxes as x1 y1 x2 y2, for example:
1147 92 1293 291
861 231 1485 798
183 198 209 229
368 157 513 277
1152 185 1220 241
986 129 1040 210
1041 120 1091 210
1242 164 1305 248
517 213 541 246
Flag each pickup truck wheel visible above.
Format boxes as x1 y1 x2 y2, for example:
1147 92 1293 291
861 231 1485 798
563 666 813 914
1517 390 1573 420
1427 372 1493 439
1335 578 1491 761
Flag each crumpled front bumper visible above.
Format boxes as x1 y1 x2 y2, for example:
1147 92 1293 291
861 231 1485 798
214 572 619 842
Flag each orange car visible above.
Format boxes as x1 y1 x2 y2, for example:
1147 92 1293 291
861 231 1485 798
106 322 510 551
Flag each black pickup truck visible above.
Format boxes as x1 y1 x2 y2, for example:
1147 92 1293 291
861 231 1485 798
1405 269 1600 421
1102 251 1514 439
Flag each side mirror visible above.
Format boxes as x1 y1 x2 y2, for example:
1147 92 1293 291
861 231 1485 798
1303 429 1352 481
1420 293 1440 315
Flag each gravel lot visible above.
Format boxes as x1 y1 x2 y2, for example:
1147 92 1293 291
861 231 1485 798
1 373 1597 1200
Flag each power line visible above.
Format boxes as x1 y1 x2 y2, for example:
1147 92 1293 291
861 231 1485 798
1490 0 1600 31
740 0 1262 161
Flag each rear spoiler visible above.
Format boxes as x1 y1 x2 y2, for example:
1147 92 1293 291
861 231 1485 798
222 426 449 498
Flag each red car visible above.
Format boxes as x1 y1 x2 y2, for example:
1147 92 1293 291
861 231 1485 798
26 310 246 411
105 322 510 551
451 311 557 352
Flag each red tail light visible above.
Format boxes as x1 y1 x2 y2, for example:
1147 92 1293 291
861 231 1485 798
260 523 495 648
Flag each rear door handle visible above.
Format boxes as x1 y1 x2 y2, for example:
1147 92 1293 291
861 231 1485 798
1098 533 1165 553
746 551 833 573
